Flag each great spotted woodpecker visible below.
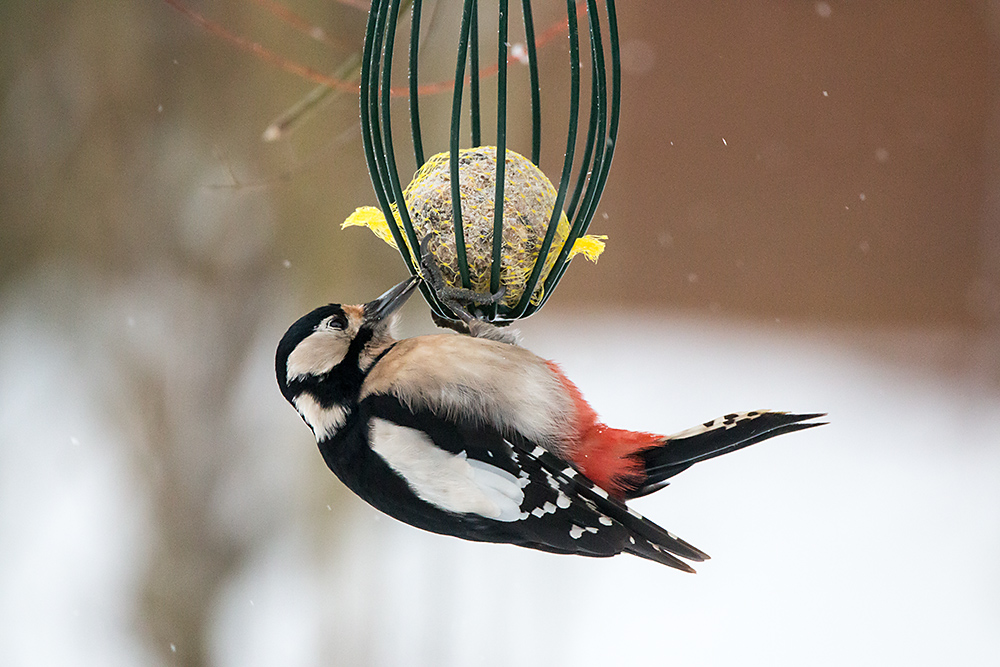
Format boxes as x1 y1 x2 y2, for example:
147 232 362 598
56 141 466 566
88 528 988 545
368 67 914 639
275 275 823 571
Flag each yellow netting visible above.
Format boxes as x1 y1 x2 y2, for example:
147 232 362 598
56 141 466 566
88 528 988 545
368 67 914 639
342 146 607 307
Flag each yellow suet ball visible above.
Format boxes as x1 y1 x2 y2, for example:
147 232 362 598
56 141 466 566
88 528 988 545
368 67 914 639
343 146 606 309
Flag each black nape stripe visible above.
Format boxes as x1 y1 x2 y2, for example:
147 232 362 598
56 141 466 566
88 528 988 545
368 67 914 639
314 331 372 408
370 342 398 369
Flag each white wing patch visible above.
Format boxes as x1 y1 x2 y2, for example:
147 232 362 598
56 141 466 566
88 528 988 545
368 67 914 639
294 394 349 440
369 418 524 522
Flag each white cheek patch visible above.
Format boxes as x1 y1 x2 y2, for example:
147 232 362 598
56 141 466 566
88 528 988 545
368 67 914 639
369 418 524 522
294 394 349 440
286 331 350 382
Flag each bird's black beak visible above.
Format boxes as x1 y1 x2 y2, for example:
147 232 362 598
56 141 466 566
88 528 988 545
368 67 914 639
363 275 420 324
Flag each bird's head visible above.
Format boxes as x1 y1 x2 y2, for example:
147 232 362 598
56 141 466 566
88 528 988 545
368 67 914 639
275 276 419 431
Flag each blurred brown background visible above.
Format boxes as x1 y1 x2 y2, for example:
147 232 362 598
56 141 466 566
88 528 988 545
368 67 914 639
609 2 997 325
2 2 999 666
5 1 998 326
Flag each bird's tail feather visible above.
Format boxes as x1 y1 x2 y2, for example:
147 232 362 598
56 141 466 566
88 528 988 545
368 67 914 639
627 411 825 500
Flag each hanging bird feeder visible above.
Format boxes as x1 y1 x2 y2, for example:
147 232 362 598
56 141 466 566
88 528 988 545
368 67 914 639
347 0 621 324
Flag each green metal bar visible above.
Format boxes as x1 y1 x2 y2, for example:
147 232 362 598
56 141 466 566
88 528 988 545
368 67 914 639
571 0 608 240
579 0 620 238
469 0 482 147
565 0 608 239
380 0 424 263
360 0 386 197
523 0 605 315
489 0 509 318
408 0 425 166
401 6 450 316
510 0 581 319
565 69 599 220
361 0 448 318
450 0 476 290
400 0 451 316
360 0 416 275
532 0 620 313
532 246 573 312
520 0 542 165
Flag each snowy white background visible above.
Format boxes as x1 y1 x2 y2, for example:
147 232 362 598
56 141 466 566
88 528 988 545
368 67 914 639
2 275 998 665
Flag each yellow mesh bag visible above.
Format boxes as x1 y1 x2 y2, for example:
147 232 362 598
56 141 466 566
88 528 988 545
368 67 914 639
343 146 606 307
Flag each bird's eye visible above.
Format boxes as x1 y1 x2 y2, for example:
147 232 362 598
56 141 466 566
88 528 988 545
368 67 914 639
326 315 346 331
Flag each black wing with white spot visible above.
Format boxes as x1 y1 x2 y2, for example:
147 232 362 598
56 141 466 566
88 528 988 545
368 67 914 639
504 437 710 571
356 393 709 571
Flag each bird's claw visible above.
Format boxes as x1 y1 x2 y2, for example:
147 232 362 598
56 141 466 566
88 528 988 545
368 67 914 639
418 234 505 323
418 234 518 344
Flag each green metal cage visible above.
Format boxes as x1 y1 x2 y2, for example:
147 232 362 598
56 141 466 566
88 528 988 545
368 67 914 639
360 0 621 324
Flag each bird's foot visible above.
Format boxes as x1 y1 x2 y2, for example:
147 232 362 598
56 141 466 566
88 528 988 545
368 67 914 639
419 234 518 345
